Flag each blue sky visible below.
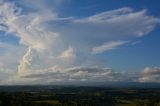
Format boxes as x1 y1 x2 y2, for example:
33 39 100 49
0 0 160 85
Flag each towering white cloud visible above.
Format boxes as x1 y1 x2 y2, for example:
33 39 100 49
18 47 32 77
0 2 59 76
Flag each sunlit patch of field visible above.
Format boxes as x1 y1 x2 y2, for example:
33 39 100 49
117 99 160 106
116 99 137 106
34 100 61 105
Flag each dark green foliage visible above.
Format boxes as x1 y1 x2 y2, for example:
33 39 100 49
0 87 160 106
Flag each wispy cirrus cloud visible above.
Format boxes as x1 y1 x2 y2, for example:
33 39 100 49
92 41 128 54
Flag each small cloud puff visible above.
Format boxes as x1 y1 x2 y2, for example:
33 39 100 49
138 67 160 83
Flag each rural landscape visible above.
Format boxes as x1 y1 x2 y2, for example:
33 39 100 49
0 85 160 106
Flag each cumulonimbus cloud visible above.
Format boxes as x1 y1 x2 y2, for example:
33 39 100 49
0 2 59 77
0 1 160 84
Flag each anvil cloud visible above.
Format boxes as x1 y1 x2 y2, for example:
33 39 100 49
0 0 160 85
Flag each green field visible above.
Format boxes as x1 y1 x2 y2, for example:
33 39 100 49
0 87 160 106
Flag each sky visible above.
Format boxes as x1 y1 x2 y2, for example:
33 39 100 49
0 0 160 85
